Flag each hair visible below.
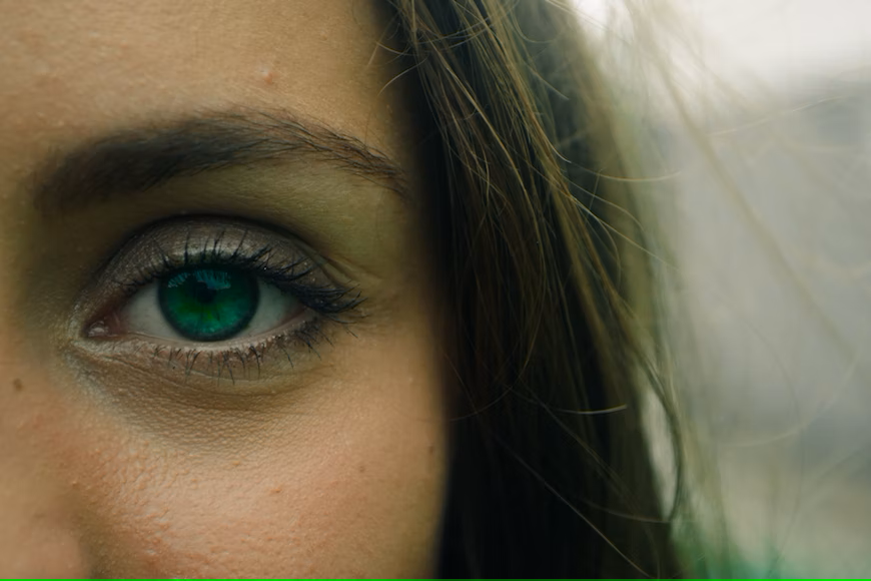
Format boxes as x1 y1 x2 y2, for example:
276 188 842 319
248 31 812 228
383 0 689 577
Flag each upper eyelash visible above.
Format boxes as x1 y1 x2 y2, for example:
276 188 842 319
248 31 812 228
119 235 364 320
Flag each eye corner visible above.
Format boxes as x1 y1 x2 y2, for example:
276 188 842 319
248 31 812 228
81 307 125 340
84 321 110 339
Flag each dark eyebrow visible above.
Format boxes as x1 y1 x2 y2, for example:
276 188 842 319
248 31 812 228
32 109 407 216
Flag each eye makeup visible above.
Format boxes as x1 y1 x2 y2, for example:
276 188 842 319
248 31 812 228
71 217 363 388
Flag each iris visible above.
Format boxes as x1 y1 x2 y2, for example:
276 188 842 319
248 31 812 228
158 268 258 341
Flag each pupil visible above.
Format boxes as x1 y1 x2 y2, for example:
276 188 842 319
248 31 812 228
194 280 217 304
158 267 259 342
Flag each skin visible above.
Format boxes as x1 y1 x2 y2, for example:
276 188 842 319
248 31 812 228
0 0 449 577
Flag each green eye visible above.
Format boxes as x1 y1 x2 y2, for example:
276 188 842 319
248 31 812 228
158 268 259 342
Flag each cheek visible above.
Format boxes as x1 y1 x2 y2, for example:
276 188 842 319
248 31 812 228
53 331 449 577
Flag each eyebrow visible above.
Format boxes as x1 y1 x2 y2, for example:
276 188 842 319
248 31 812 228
32 109 407 216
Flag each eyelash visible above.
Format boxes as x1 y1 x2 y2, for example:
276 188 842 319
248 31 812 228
122 243 360 316
87 227 363 379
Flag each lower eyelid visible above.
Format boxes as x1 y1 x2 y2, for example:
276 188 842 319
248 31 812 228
70 309 330 395
68 316 332 397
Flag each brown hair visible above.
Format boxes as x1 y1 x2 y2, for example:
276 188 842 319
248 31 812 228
385 0 686 577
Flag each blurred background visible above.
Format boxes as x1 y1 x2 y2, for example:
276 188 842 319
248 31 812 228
576 1 871 577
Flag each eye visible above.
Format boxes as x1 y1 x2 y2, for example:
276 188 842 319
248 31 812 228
79 218 363 383
125 266 304 343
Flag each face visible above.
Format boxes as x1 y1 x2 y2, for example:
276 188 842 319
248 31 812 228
0 1 449 577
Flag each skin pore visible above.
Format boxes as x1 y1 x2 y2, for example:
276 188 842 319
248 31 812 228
0 0 449 577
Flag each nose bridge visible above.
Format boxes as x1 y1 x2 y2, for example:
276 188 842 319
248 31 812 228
0 359 92 577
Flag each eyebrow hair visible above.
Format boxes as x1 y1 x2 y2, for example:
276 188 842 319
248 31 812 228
32 109 407 216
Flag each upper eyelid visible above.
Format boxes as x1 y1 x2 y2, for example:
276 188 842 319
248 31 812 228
108 218 322 284
131 239 314 290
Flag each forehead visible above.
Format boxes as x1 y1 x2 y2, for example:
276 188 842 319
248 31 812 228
0 0 405 169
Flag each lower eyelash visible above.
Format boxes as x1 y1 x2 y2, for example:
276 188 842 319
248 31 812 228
176 317 325 380
101 315 340 384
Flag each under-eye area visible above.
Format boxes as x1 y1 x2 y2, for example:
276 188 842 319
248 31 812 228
72 217 364 387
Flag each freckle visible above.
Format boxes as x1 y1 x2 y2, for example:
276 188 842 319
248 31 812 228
428 445 435 455
12 378 23 392
358 464 366 473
